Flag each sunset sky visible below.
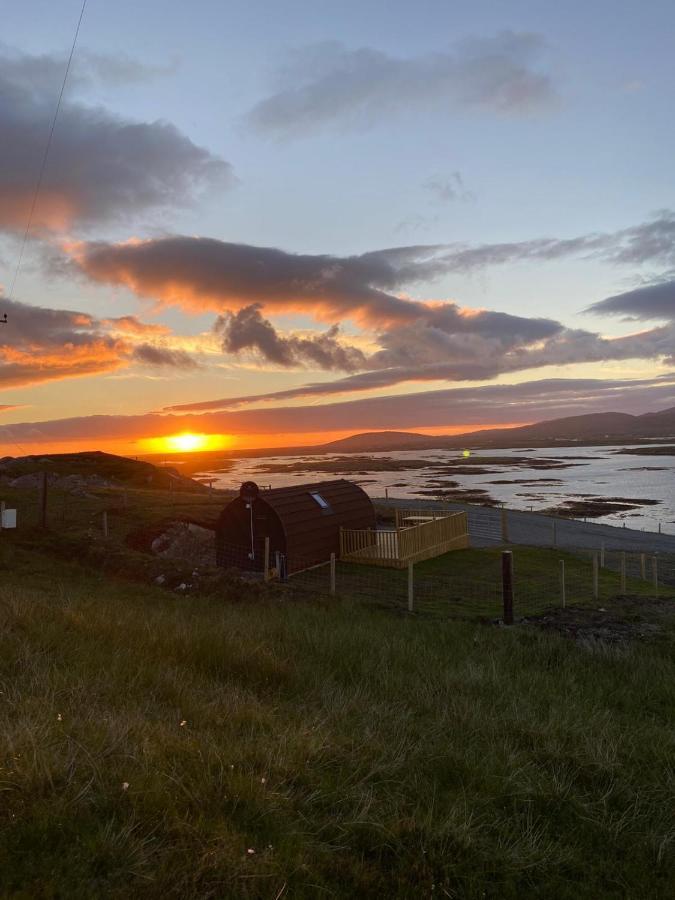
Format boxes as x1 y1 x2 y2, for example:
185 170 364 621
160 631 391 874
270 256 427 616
2 0 675 454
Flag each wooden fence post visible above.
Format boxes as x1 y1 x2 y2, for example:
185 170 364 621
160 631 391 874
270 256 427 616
640 553 646 580
600 542 605 568
652 556 658 598
592 553 599 601
384 487 389 500
501 551 514 625
552 518 557 547
330 552 336 595
407 562 414 613
620 552 626 593
559 559 565 608
263 537 270 581
0 499 5 530
501 507 509 543
39 471 48 528
102 510 109 539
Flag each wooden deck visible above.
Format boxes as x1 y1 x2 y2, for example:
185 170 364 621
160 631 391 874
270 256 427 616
340 510 469 568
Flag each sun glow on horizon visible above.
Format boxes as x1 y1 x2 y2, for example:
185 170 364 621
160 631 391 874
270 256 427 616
141 432 230 454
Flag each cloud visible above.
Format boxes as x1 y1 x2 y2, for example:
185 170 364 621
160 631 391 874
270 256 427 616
247 32 557 138
0 296 198 389
131 344 199 369
70 212 675 326
2 375 674 447
423 172 474 204
586 278 675 321
214 304 367 370
70 235 570 334
68 224 675 393
102 315 171 336
0 48 233 234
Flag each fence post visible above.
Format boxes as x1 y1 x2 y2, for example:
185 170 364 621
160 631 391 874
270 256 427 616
620 552 626 593
501 507 509 543
0 499 5 530
501 551 514 625
263 537 270 581
330 552 336 595
385 487 389 500
592 553 599 601
102 510 109 539
407 562 414 613
640 553 646 581
39 471 48 528
552 518 557 547
652 556 658 598
600 542 605 568
559 559 566 608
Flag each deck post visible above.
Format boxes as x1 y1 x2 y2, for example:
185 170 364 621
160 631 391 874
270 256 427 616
559 559 566 608
263 537 270 581
620 552 627 593
592 553 599 600
330 552 336 595
501 507 509 543
501 551 514 625
407 562 414 612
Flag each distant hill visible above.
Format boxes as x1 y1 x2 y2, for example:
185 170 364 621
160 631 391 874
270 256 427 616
321 431 436 452
0 451 208 491
318 406 675 453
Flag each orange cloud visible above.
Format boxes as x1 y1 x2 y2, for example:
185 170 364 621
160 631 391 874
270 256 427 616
0 189 80 233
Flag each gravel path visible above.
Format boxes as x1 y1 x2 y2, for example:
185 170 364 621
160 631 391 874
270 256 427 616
377 497 675 554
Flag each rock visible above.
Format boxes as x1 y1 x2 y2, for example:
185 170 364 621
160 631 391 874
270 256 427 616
151 521 216 567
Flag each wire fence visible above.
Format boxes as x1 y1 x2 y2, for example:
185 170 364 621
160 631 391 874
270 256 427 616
269 543 674 623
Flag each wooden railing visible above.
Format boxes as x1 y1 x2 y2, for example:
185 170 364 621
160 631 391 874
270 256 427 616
340 511 469 568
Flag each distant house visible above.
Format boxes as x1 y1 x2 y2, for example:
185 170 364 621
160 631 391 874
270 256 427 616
215 479 375 574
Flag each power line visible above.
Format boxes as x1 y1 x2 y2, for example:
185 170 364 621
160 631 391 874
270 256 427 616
6 0 88 304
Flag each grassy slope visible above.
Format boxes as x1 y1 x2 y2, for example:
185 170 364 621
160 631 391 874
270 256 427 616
1 546 674 898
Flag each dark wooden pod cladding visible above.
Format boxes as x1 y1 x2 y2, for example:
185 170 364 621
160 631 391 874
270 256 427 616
215 479 375 574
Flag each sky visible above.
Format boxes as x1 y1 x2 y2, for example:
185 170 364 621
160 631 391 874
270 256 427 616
2 0 675 454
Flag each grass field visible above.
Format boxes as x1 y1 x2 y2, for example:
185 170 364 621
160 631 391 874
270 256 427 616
1 542 674 898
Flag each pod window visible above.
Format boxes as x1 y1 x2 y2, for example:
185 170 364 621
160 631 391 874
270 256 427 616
309 491 332 513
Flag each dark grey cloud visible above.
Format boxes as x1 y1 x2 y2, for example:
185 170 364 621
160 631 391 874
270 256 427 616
247 32 557 138
0 296 198 389
131 344 199 369
214 304 367 371
586 278 675 321
3 375 675 447
71 235 569 334
70 226 675 394
0 48 233 234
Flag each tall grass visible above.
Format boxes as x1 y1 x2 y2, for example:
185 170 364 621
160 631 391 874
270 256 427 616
0 557 674 898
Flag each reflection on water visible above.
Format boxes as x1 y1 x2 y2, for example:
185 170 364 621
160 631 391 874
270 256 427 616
199 445 675 533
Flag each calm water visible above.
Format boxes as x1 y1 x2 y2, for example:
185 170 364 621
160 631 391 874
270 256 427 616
200 445 675 534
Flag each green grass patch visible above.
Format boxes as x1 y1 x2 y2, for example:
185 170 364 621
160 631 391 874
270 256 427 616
0 551 674 897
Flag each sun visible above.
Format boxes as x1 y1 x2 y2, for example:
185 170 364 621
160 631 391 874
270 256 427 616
141 433 230 454
165 432 207 452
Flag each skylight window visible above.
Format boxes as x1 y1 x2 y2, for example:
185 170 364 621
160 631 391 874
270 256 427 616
310 491 332 512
